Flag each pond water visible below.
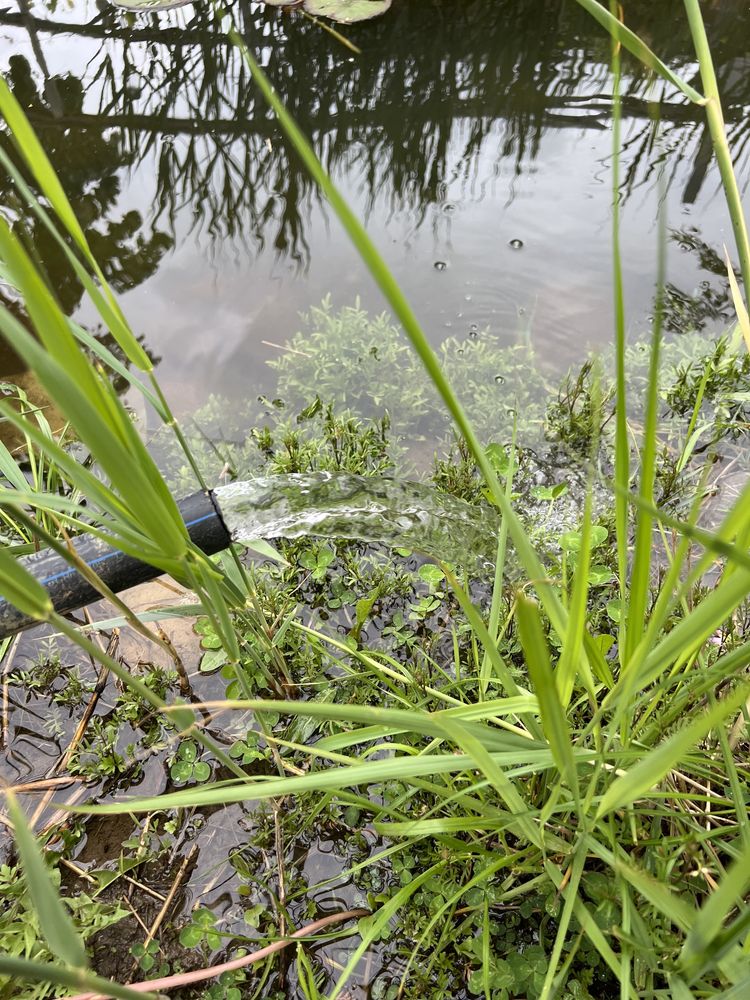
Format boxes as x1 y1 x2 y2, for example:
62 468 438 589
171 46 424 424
1 0 749 427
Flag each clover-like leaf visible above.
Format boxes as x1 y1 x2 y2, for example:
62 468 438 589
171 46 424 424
179 923 204 948
193 761 211 782
170 760 193 783
303 0 391 22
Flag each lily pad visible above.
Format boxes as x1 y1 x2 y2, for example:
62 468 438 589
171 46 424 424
110 0 194 10
303 0 392 24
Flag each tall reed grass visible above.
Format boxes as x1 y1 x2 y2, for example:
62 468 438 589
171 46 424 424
1 1 750 998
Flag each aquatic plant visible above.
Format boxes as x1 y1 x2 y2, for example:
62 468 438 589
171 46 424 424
270 296 546 448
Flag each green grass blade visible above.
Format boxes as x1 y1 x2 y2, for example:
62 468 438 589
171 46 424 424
539 845 587 1000
0 438 29 491
574 0 704 103
0 75 89 253
715 720 750 851
0 541 53 622
0 956 157 1000
6 792 87 968
683 0 750 300
314 695 540 752
0 145 152 373
0 401 127 515
637 569 750 690
624 198 665 668
435 716 543 848
676 364 712 474
0 310 187 556
668 976 697 1000
516 595 580 803
617 488 750 576
556 371 600 705
0 488 173 564
0 218 110 422
681 843 750 976
374 816 513 837
209 698 544 753
481 417 517 697
713 972 750 999
440 565 546 744
188 558 241 663
66 749 563 817
608 0 630 621
68 319 161 410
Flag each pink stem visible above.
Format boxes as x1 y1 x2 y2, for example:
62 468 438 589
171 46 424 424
64 909 369 1000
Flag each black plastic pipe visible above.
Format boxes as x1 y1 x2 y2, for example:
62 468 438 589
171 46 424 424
0 491 233 640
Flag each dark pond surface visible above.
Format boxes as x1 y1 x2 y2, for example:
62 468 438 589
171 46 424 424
1 0 749 425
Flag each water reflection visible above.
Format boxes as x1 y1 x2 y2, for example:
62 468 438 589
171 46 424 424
0 49 165 421
2 54 173 315
1 0 749 402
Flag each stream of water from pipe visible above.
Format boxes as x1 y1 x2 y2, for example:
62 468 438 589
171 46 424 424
214 473 498 567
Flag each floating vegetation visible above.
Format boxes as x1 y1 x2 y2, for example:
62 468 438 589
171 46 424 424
263 0 392 23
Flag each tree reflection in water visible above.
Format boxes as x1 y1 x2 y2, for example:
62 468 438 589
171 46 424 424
3 0 749 265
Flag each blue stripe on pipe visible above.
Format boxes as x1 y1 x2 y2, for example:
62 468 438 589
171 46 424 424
36 511 218 587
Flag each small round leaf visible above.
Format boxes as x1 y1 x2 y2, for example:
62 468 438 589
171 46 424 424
303 0 391 23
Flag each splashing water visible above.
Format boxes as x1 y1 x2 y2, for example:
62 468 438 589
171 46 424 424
214 474 498 567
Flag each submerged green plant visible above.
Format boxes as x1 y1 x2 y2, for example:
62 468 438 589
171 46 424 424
270 296 547 447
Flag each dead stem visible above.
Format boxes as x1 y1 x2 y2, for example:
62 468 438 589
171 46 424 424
59 856 167 904
139 844 198 958
273 798 288 986
0 634 19 749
